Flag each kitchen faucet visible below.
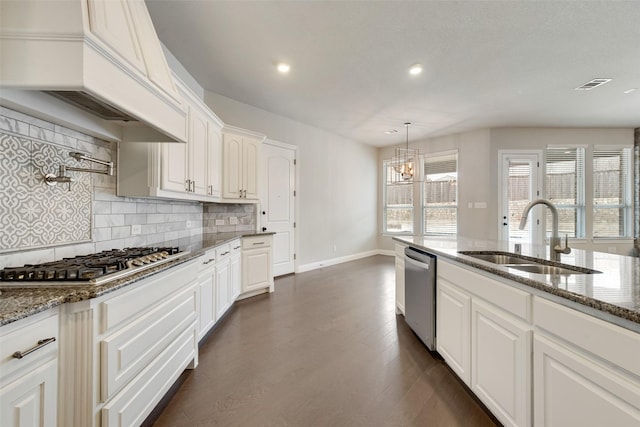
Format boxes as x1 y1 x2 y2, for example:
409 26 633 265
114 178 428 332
45 151 114 190
518 199 571 262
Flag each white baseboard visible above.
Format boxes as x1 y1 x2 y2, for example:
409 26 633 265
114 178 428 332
297 249 393 273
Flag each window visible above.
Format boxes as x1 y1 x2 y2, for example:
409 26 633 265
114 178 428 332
545 147 585 238
383 160 413 233
593 147 633 238
423 151 458 236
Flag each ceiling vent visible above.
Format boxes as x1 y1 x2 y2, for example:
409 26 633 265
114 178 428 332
575 78 612 90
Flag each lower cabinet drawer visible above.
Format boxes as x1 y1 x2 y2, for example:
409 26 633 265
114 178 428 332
101 324 197 427
100 287 197 401
0 309 58 383
242 235 270 249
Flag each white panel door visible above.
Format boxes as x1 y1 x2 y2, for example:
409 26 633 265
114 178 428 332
189 106 208 196
436 279 471 386
533 334 640 427
243 137 261 200
471 300 532 427
259 142 296 276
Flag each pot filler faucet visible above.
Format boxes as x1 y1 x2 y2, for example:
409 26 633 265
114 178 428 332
45 151 114 191
518 199 571 262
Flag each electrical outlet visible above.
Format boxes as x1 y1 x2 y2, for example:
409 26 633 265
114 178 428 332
215 219 225 226
229 216 238 225
332 244 337 252
186 220 193 228
131 224 141 235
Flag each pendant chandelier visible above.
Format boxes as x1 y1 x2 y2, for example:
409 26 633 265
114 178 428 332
390 122 420 184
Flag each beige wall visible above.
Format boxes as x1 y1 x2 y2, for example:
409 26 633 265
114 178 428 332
204 92 379 267
379 127 635 255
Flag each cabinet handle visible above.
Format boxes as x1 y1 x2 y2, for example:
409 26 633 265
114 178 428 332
233 246 241 250
252 241 265 246
191 181 195 192
239 189 243 198
203 258 216 265
221 251 230 256
12 337 56 359
185 179 191 192
243 189 247 198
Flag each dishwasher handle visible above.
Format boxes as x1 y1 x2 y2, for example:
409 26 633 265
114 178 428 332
405 248 435 270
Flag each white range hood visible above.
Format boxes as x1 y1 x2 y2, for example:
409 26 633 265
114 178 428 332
0 0 187 143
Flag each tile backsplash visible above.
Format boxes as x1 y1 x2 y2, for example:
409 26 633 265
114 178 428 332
0 107 256 269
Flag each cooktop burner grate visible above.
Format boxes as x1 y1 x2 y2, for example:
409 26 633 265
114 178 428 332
0 247 185 285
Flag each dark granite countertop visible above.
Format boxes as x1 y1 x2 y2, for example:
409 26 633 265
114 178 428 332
0 231 274 326
394 236 640 332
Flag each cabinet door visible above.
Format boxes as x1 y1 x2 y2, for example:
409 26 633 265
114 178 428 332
395 254 405 315
0 359 57 427
197 273 216 340
222 133 243 199
471 300 532 427
242 137 260 199
242 248 270 293
436 279 471 386
189 106 208 196
230 253 241 301
161 142 188 193
207 124 222 199
533 334 640 427
215 259 231 319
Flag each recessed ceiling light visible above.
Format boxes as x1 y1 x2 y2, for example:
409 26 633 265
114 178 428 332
384 129 398 135
623 88 638 94
575 78 612 90
277 63 290 73
409 64 423 76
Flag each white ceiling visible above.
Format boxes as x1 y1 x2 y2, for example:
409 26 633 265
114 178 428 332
146 1 640 147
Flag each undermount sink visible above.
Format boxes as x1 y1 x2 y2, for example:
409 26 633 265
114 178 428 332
458 251 602 275
460 253 533 265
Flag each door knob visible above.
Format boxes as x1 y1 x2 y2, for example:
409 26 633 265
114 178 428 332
262 227 267 232
262 211 266 215
503 223 508 226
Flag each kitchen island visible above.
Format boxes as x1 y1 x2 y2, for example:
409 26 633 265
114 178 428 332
394 235 640 427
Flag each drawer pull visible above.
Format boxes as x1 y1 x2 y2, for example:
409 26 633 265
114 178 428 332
221 251 230 256
203 258 216 265
252 242 265 245
233 246 241 250
12 337 56 359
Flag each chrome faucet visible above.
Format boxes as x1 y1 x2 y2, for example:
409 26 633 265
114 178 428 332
45 151 113 190
518 199 571 262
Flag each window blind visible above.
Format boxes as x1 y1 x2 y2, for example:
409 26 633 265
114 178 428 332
424 152 458 236
593 147 632 238
545 147 585 237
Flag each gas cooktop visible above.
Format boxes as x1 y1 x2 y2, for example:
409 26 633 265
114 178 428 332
0 247 189 287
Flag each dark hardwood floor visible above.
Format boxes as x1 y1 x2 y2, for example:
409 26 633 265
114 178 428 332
153 255 499 427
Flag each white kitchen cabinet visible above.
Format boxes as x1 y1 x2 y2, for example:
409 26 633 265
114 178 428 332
437 259 532 426
215 247 232 320
196 249 217 340
533 334 640 427
57 259 199 427
230 241 242 301
394 243 406 315
471 300 531 427
118 76 224 202
222 125 264 201
0 309 59 427
241 234 274 296
532 297 640 427
436 278 471 386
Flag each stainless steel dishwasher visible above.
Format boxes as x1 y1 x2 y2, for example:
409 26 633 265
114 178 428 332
404 246 437 351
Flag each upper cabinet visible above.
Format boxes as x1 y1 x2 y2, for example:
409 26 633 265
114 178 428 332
222 126 265 202
0 0 186 143
118 77 223 202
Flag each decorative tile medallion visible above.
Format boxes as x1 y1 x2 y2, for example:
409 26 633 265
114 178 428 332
0 132 92 252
